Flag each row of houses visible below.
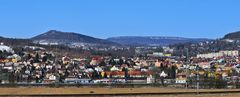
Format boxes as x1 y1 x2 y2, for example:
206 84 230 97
197 50 239 58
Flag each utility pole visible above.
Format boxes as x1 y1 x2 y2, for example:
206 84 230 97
185 48 189 88
196 64 199 95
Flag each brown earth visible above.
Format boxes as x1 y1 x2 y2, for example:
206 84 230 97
0 87 239 97
123 94 240 97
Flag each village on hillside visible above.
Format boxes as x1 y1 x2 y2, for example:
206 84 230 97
0 39 240 89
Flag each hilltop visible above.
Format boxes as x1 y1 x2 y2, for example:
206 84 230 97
31 30 118 47
223 31 240 40
107 36 211 46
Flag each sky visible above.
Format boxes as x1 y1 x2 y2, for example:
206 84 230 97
0 0 240 39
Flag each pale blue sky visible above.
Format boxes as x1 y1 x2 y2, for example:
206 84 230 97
0 0 239 39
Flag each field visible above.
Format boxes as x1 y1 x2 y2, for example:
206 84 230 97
0 87 239 97
126 93 240 97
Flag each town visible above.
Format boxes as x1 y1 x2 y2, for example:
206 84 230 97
0 39 240 89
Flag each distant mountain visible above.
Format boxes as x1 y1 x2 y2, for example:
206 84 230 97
0 37 32 46
168 30 240 56
107 36 211 46
223 31 240 39
1 30 212 47
31 30 118 47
